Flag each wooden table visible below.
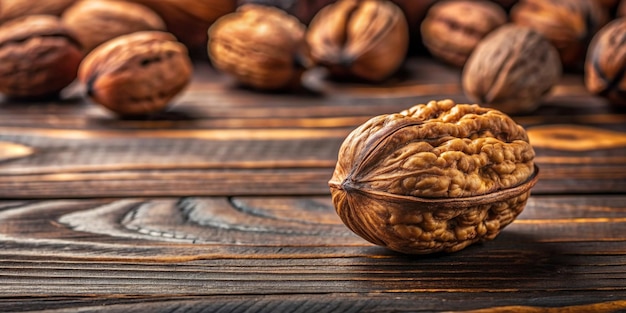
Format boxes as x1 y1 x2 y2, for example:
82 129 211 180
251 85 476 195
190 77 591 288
0 58 625 312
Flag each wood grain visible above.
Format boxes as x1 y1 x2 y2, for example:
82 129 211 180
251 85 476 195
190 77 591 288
1 57 625 312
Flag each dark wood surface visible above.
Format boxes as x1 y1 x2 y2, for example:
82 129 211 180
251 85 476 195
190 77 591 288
1 58 625 312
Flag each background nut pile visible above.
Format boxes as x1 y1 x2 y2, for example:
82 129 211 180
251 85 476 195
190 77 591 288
328 99 538 254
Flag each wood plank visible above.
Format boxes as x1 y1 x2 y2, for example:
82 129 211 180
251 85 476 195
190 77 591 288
0 195 625 311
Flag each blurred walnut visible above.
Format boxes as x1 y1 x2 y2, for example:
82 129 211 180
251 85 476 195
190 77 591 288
237 0 336 24
125 0 236 57
421 0 507 67
329 99 538 254
462 25 562 114
306 0 409 82
208 4 308 90
511 0 608 70
0 15 82 98
0 0 76 22
62 1 166 52
619 0 626 16
79 31 192 116
585 18 626 106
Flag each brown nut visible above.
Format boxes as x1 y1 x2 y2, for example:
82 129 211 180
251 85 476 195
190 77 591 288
306 0 409 82
511 0 608 70
78 31 193 116
0 15 82 98
62 0 166 52
329 99 538 254
421 0 507 67
0 0 76 22
208 4 308 90
125 0 236 56
236 0 336 25
585 18 626 106
619 0 626 17
462 24 562 114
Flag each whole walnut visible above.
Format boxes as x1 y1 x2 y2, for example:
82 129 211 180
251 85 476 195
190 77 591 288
306 0 409 82
0 0 76 22
0 15 82 99
585 18 626 106
329 99 538 254
62 1 166 52
421 0 507 67
511 0 608 70
208 4 309 90
462 25 562 114
78 31 193 116
125 0 236 57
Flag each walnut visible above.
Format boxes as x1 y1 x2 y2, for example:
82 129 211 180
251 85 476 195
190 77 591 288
329 99 538 254
306 0 409 82
585 18 626 106
0 15 82 99
0 0 76 22
462 24 562 114
62 0 166 52
511 0 609 70
421 0 507 67
125 0 236 56
78 31 192 116
236 0 336 25
208 4 309 90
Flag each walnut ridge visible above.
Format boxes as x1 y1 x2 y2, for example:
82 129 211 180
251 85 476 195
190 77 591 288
329 99 538 254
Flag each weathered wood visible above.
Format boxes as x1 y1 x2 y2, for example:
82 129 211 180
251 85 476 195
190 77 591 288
0 57 625 312
0 195 625 311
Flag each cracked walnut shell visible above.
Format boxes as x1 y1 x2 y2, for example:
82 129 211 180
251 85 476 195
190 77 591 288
78 31 192 116
329 99 538 254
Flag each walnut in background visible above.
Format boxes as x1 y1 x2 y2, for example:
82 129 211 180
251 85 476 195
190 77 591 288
462 24 562 114
62 1 166 52
79 31 193 116
0 0 76 22
306 0 409 82
0 15 82 99
510 0 609 71
585 18 626 106
421 0 507 67
208 4 309 90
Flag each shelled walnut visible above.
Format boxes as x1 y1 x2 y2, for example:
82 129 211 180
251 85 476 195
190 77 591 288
78 31 192 116
125 0 236 56
329 99 538 254
306 0 409 82
0 15 82 98
421 0 507 67
511 0 608 70
62 0 166 52
208 4 309 90
585 18 626 106
0 0 76 22
462 25 562 114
